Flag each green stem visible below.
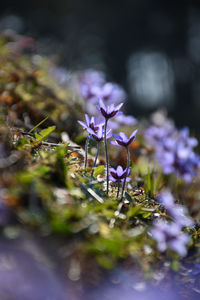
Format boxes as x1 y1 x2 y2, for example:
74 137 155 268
84 136 89 169
116 180 120 199
104 119 109 194
121 146 130 200
91 141 100 177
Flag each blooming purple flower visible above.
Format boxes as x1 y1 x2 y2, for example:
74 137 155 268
110 129 138 147
97 98 123 119
86 126 112 142
151 220 190 257
78 114 102 133
109 165 131 183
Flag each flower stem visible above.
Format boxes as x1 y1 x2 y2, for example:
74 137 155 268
104 119 109 194
91 141 100 177
121 146 130 200
84 136 89 169
116 180 120 199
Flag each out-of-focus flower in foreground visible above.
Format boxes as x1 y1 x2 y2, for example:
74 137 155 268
157 190 194 228
151 220 190 257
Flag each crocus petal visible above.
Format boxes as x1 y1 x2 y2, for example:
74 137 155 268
119 132 129 142
115 102 124 111
78 120 87 129
130 129 138 140
112 133 122 141
86 127 95 135
99 98 106 110
109 140 120 146
125 177 131 182
116 165 123 177
109 175 117 182
109 168 117 174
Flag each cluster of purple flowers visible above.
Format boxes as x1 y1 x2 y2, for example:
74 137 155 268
78 69 137 129
151 190 194 256
145 120 200 182
78 99 138 198
79 69 125 112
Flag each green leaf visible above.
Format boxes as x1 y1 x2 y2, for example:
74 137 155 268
29 116 48 133
35 126 56 142
146 168 154 197
127 205 143 218
93 165 105 178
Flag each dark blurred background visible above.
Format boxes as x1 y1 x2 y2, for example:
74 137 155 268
0 0 200 133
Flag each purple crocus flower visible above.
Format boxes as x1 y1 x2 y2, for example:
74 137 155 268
97 98 123 119
109 165 131 198
151 220 190 257
78 114 101 133
86 126 112 177
111 129 138 147
78 114 103 168
97 98 123 195
109 166 131 183
110 129 138 200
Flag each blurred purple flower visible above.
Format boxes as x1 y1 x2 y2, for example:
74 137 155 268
157 190 174 209
79 69 105 86
109 166 131 183
79 69 126 115
115 114 137 126
157 190 194 228
97 98 123 119
110 129 138 147
49 66 70 86
151 220 190 257
169 204 194 228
